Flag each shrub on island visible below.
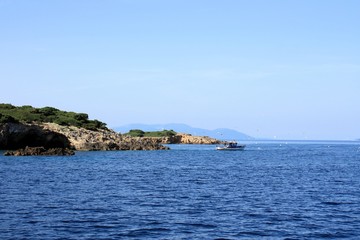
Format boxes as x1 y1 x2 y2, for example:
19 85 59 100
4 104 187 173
0 103 107 131
125 129 177 137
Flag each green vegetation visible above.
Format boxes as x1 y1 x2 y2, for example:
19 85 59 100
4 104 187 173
0 113 19 124
125 129 177 137
0 103 107 130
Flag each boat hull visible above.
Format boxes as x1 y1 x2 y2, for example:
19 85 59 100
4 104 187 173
216 145 246 151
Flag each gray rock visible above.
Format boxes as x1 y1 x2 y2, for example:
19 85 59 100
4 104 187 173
0 123 71 150
4 146 75 156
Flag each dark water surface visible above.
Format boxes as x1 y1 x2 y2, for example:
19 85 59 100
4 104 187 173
1 142 360 239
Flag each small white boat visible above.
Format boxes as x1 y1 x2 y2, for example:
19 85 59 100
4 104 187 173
216 141 246 151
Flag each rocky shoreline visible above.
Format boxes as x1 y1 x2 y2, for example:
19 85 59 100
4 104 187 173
40 123 222 149
4 146 75 156
1 122 169 156
41 123 170 151
0 123 72 150
142 133 222 145
0 104 222 156
1 122 222 156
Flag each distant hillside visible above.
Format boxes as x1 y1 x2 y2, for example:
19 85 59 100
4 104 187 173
114 123 254 140
0 103 107 131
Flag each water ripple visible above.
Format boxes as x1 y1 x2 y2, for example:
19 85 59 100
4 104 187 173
1 143 360 239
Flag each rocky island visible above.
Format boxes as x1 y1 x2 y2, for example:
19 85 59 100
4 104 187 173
0 104 169 156
1 104 221 156
124 129 221 144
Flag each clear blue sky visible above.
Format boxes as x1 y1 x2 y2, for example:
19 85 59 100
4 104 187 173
1 0 359 140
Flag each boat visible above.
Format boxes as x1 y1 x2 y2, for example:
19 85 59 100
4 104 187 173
216 141 246 151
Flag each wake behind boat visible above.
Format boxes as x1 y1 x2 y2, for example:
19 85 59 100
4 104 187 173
216 141 246 151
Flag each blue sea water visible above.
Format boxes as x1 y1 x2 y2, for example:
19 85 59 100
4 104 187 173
1 141 360 239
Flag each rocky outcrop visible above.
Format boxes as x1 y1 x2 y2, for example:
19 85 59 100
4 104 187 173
1 122 219 155
142 133 223 144
1 122 169 155
142 133 222 144
0 123 72 150
173 133 222 144
119 136 169 150
4 146 75 156
41 123 169 151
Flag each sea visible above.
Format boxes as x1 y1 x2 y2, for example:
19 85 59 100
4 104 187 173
1 141 360 239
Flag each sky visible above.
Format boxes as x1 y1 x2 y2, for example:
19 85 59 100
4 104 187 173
0 0 359 140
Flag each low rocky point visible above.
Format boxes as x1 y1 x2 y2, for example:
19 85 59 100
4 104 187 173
1 122 169 156
1 123 222 156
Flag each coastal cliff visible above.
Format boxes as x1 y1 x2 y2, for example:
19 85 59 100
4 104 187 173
0 122 76 156
0 122 72 150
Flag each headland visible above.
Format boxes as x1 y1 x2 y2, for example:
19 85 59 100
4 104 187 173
0 104 221 156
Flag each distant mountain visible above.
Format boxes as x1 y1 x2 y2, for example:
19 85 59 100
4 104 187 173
113 123 254 140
